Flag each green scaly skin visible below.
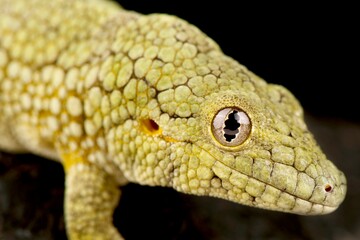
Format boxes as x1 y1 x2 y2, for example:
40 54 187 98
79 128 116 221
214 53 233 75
0 0 346 239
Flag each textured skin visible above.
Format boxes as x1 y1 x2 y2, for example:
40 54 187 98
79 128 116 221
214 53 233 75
0 0 346 239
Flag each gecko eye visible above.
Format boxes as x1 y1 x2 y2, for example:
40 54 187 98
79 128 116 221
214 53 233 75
212 107 251 147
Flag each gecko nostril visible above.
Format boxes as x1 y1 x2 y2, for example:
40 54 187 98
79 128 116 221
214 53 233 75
324 184 333 193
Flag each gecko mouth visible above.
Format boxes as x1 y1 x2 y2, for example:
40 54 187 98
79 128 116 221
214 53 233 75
214 167 346 215
195 145 347 215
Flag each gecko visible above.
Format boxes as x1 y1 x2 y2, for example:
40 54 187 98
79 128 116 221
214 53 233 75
0 0 347 239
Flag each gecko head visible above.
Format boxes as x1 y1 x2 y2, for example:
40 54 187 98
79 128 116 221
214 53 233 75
119 14 346 215
146 78 347 215
184 84 347 215
145 73 347 215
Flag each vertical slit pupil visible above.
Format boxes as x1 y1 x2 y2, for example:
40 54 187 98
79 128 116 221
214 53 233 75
223 110 240 142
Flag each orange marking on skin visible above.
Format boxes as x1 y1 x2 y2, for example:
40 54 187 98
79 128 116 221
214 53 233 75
162 135 178 143
61 152 89 173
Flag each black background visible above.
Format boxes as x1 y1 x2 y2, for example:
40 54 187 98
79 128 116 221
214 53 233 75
119 0 358 122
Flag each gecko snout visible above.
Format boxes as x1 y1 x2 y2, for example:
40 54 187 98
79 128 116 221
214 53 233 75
307 168 347 215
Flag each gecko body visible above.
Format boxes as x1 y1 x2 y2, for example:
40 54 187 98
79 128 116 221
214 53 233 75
0 0 346 239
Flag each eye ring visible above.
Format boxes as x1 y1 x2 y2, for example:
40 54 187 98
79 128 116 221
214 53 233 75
211 107 251 147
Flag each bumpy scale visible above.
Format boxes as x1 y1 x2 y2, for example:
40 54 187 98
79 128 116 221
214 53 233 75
0 0 346 239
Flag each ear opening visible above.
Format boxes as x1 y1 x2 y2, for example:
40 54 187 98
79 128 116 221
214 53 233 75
139 119 161 135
